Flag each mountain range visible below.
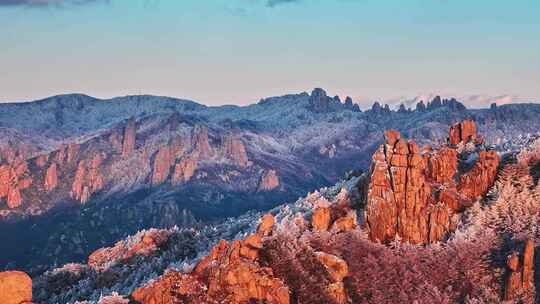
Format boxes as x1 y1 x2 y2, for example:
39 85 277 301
1 88 540 303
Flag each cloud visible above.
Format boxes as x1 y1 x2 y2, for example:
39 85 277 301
266 0 299 8
0 0 101 7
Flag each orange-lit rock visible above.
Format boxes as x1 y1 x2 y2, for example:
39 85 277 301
192 125 213 158
504 239 535 301
458 151 500 202
258 169 280 191
312 207 332 232
331 209 358 233
132 236 290 304
449 119 478 145
131 271 207 304
315 252 349 283
0 160 32 208
89 229 171 271
257 213 276 237
67 143 80 164
44 162 58 191
171 156 198 185
122 118 136 158
71 153 105 203
314 252 350 304
0 271 32 304
151 146 173 185
223 135 250 168
365 121 499 244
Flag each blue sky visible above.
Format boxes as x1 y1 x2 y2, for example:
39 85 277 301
1 0 539 106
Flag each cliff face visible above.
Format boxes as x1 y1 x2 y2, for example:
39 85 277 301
365 121 500 244
121 118 136 158
0 159 32 209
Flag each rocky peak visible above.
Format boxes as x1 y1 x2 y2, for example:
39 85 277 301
222 135 250 168
344 96 353 107
443 97 466 111
505 239 535 301
151 146 174 185
121 118 136 158
365 121 500 244
416 100 427 112
371 101 382 113
71 153 105 204
309 88 333 113
0 158 32 209
192 125 212 158
44 163 58 192
343 96 361 112
448 119 478 146
427 95 442 109
370 101 392 115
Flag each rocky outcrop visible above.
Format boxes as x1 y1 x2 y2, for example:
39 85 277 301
309 88 333 113
458 151 500 202
365 121 500 244
131 218 289 304
171 156 198 185
449 119 478 145
258 169 280 191
0 271 32 304
88 229 172 271
71 153 105 203
311 189 358 233
44 162 58 192
314 252 350 304
504 239 535 301
192 125 212 158
67 143 80 164
121 118 136 158
151 146 173 185
257 213 276 237
131 215 288 304
0 159 32 209
312 207 332 232
223 135 250 168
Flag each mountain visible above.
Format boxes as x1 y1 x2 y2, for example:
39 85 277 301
0 89 540 274
384 93 531 110
6 119 539 303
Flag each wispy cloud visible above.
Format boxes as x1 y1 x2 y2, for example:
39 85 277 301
0 0 101 7
266 0 299 8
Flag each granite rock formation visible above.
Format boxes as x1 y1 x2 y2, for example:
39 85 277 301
131 219 290 304
365 120 500 244
0 271 32 304
504 239 535 301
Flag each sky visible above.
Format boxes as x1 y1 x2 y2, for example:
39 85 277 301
1 0 539 108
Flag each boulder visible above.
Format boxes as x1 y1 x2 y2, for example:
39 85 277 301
0 271 32 304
